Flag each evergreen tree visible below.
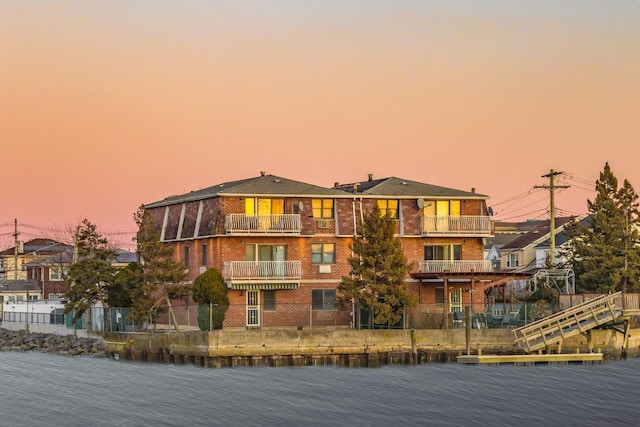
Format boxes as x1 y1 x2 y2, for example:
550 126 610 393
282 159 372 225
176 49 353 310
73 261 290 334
65 219 117 323
133 205 188 330
109 262 142 308
337 205 415 327
574 163 640 293
192 268 229 330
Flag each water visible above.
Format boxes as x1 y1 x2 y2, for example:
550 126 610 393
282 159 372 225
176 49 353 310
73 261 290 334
1 352 639 427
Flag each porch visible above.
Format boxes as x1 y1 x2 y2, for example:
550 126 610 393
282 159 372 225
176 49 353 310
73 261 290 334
223 260 303 284
224 214 302 235
421 215 492 237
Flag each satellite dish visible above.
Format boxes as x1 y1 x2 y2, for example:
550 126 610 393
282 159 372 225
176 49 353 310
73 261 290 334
487 207 494 216
298 201 305 212
417 199 424 209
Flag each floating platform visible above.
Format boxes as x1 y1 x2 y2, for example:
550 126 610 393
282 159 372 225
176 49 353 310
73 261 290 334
457 353 603 365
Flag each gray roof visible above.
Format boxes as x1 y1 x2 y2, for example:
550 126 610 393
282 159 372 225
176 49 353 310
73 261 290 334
0 239 72 256
145 174 351 208
335 177 488 199
24 248 138 266
500 217 574 250
0 279 40 292
24 250 74 267
115 250 138 263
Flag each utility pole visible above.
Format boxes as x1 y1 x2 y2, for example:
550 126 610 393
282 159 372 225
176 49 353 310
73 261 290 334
13 218 19 280
535 170 570 268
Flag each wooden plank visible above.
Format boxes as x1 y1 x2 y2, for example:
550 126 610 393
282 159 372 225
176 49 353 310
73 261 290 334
457 353 603 365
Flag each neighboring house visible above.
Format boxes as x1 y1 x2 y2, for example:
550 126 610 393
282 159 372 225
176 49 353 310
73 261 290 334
25 249 73 300
484 217 578 295
25 248 138 300
0 239 73 281
144 172 528 329
0 279 42 317
495 217 574 272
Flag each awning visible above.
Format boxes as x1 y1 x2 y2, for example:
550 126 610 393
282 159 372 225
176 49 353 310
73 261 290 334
226 282 300 291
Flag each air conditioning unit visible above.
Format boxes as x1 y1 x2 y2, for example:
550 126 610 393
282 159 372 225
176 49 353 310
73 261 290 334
317 220 331 229
318 264 332 274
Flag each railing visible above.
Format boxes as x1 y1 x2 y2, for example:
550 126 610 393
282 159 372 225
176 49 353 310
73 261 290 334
513 292 622 353
223 261 303 282
421 260 494 273
421 215 492 236
559 292 640 315
225 214 302 235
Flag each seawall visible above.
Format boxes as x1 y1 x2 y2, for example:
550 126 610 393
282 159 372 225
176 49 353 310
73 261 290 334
102 327 640 367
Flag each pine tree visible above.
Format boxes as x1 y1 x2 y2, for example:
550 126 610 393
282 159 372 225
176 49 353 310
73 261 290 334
65 219 117 323
617 179 640 292
133 205 188 330
337 205 415 327
574 163 640 293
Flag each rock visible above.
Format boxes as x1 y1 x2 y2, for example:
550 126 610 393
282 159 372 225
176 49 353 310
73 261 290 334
0 328 102 357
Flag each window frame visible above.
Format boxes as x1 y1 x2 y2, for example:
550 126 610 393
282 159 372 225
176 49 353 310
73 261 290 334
49 267 68 281
424 244 462 261
312 289 336 311
506 253 519 268
311 243 335 265
201 244 208 267
263 290 276 311
312 199 334 219
377 199 399 219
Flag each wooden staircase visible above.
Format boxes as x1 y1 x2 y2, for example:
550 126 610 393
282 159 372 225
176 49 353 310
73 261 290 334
513 292 623 353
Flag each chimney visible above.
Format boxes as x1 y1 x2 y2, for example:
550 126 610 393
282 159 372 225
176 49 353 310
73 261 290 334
334 182 340 188
260 171 266 176
368 174 373 182
471 188 476 193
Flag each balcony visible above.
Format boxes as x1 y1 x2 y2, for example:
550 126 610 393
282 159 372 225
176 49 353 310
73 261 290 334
225 214 302 235
223 261 303 289
421 215 492 237
421 260 494 273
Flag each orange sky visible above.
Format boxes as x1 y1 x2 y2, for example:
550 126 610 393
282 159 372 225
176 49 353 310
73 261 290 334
1 1 639 250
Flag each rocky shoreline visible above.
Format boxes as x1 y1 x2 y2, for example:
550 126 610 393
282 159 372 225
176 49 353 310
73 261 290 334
0 328 104 356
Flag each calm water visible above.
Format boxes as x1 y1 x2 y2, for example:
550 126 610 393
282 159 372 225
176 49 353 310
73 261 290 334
1 352 639 427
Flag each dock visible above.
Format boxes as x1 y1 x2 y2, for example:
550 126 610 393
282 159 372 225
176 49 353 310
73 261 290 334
457 353 603 365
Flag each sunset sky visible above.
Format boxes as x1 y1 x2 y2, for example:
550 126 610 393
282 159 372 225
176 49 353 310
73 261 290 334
1 1 639 250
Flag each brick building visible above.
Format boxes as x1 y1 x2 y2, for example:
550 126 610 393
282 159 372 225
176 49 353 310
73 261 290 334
145 173 524 329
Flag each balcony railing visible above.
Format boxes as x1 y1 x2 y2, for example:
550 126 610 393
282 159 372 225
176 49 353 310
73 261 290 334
225 214 302 235
421 215 492 236
223 261 303 282
421 260 494 273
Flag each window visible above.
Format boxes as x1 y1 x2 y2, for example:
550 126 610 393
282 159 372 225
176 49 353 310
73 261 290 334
263 290 276 311
435 288 444 305
49 267 68 281
201 244 208 267
245 198 285 215
312 289 336 311
312 199 334 219
424 245 462 261
377 200 399 218
184 246 190 267
423 200 461 217
311 243 335 264
506 253 519 268
246 245 286 262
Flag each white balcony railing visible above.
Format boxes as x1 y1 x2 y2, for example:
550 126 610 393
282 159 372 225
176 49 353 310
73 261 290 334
223 261 303 282
225 214 302 235
421 260 494 273
421 215 492 236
